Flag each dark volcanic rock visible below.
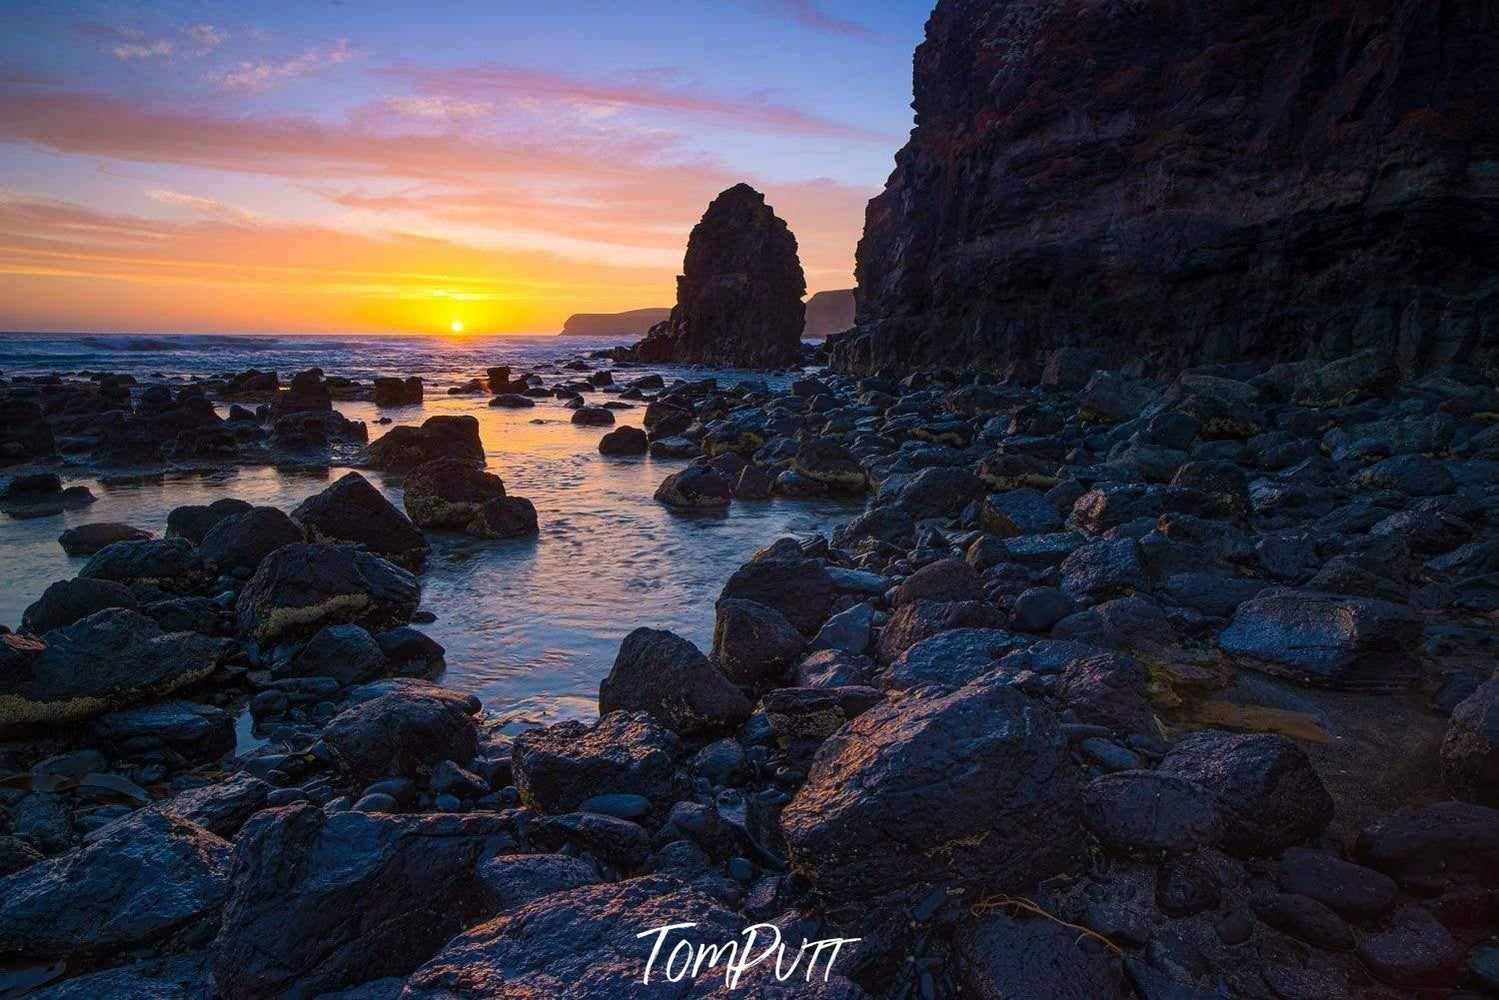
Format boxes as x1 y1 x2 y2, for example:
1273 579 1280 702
719 558 834 635
1218 588 1423 690
1442 678 1499 806
365 415 483 471
0 808 229 960
512 711 677 814
710 597 806 684
597 425 647 456
654 465 732 509
235 543 419 644
401 459 506 533
291 471 430 570
21 576 139 635
1 608 221 727
57 522 151 555
1081 770 1223 857
401 876 742 998
954 913 1126 1000
212 803 510 1000
89 700 235 764
830 0 1499 376
631 184 806 369
79 537 199 591
198 505 303 575
782 676 1081 901
166 497 253 545
599 628 751 735
1354 800 1499 892
322 684 479 783
1161 729 1332 856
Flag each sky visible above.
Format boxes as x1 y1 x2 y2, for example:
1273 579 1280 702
0 0 931 335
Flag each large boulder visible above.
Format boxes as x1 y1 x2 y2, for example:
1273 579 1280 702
828 0 1499 377
291 472 430 570
0 609 221 727
781 676 1082 901
512 711 677 814
0 809 229 960
719 559 834 635
599 628 751 735
166 497 253 544
198 505 303 575
212 803 511 999
1081 770 1223 856
57 522 151 556
322 684 480 783
954 913 1127 1000
21 576 139 635
710 598 806 684
372 375 422 407
1442 678 1499 806
284 623 386 686
400 876 744 998
1218 588 1423 690
654 466 732 509
78 537 200 591
89 700 235 765
400 459 506 533
630 184 806 370
1160 729 1332 856
1353 800 1499 892
598 425 648 456
235 543 419 644
364 415 484 470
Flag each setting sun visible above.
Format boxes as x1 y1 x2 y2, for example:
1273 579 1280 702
450 319 464 334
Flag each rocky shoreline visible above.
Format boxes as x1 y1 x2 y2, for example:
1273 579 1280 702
2 342 1498 998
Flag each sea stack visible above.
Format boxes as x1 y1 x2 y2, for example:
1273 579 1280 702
631 183 806 369
832 0 1499 376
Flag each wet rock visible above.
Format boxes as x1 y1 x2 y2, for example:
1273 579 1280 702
1013 586 1074 631
1352 454 1454 496
0 836 44 876
761 685 884 744
235 543 419 644
166 498 254 545
0 808 229 959
512 711 677 814
322 685 479 783
833 504 917 547
1082 771 1223 856
488 392 534 408
11 793 70 854
1251 892 1352 950
1168 461 1249 519
372 376 422 407
599 628 751 735
648 434 698 458
810 601 875 655
893 557 986 606
710 598 806 684
401 876 743 997
270 369 332 421
291 472 430 571
476 853 597 913
399 458 506 536
719 558 834 635
285 624 386 686
875 599 1005 662
162 772 272 838
1441 677 1499 806
89 700 234 765
1354 800 1499 892
570 406 615 426
793 439 868 493
473 495 539 538
954 912 1127 1000
598 425 647 456
21 576 139 635
793 649 876 688
1056 652 1157 742
630 184 805 369
1219 588 1423 691
79 537 199 591
885 627 1020 690
890 466 986 519
1357 904 1461 990
1160 730 1332 856
1 608 221 727
374 626 445 672
365 415 484 471
1276 847 1396 921
782 676 1081 900
0 474 94 519
198 505 303 575
1060 538 1149 605
57 522 151 556
212 803 510 999
980 488 1064 537
654 465 732 508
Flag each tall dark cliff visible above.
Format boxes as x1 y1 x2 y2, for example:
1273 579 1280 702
833 0 1499 376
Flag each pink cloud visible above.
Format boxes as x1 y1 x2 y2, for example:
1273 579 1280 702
752 0 879 40
210 39 353 93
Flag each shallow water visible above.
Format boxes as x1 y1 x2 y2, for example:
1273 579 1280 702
1 334 860 730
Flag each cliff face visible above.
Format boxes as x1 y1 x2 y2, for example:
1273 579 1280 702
834 0 1499 376
802 289 856 339
558 308 670 338
632 184 806 369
